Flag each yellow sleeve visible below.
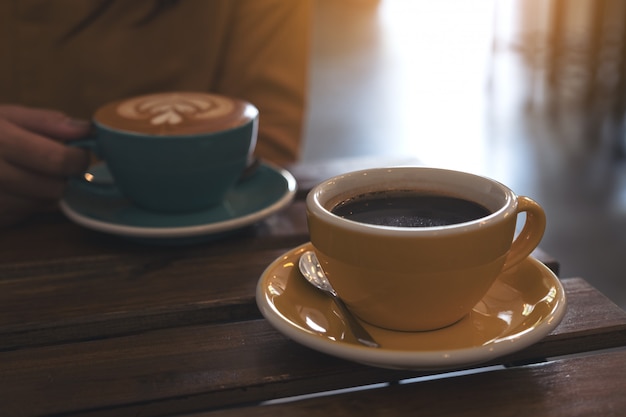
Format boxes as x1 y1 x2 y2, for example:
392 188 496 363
213 0 313 165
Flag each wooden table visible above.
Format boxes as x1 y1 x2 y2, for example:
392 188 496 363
1 159 626 417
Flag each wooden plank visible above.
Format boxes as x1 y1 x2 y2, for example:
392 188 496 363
1 278 624 417
201 349 626 417
0 245 284 351
0 202 309 264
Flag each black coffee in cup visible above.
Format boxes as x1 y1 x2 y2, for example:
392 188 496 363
331 191 491 227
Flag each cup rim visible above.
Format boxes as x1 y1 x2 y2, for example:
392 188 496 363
92 91 259 137
307 166 517 237
92 116 257 139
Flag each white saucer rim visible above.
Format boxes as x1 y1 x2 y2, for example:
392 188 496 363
59 162 297 239
256 242 568 370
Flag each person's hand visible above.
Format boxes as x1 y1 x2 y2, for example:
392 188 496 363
0 105 91 227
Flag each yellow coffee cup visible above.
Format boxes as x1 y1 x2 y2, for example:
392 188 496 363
306 167 546 332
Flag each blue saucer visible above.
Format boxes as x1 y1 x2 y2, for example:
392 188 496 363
60 162 297 244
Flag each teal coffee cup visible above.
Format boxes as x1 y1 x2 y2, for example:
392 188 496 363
73 91 258 212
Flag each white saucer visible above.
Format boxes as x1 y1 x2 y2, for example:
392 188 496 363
60 162 297 244
256 243 567 370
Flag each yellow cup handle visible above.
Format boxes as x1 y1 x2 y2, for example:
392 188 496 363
502 196 546 271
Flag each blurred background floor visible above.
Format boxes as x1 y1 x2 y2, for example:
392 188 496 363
302 0 626 310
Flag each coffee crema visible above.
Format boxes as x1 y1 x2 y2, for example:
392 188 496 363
331 191 492 228
94 92 258 136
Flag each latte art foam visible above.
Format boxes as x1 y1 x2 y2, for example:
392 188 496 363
94 92 258 136
118 93 234 126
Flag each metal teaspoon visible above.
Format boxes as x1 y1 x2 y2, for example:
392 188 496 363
298 251 380 348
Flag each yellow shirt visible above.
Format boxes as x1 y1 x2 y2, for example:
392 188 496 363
0 0 312 165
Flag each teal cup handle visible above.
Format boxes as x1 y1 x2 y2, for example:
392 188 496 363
67 138 120 197
69 137 99 154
